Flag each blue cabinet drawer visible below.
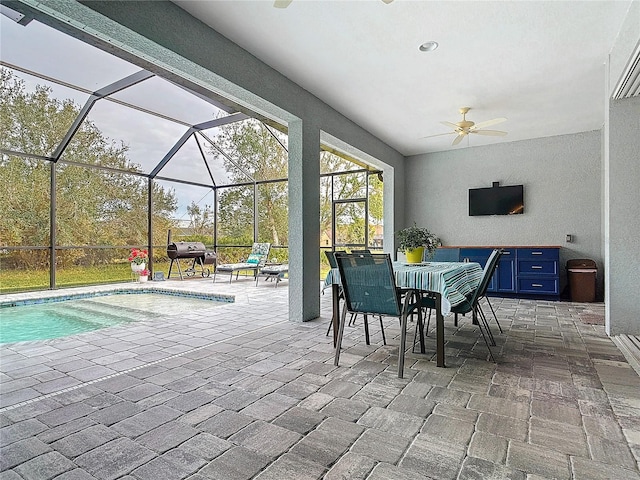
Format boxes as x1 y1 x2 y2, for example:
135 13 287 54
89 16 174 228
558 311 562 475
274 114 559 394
518 248 559 260
498 248 515 258
518 277 559 295
518 260 558 276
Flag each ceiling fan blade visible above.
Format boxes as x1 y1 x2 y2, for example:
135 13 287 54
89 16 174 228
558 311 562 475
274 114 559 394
441 121 458 129
471 130 508 136
274 0 292 8
420 132 456 139
470 117 507 130
452 134 466 146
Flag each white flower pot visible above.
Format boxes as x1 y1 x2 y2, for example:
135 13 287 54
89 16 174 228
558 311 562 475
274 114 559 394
131 262 145 273
139 275 148 283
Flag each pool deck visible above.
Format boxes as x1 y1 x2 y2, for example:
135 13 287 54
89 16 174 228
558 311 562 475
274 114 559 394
1 276 639 479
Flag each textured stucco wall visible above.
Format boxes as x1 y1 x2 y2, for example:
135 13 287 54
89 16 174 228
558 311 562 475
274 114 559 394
605 0 640 335
405 131 603 297
606 96 640 335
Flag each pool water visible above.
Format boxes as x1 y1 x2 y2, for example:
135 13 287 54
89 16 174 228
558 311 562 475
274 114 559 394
0 293 224 343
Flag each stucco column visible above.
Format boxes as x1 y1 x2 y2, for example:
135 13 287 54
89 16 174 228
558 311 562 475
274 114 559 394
288 120 321 322
605 96 640 335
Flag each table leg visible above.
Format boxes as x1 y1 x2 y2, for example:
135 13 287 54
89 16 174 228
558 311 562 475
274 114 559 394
332 283 340 347
434 292 446 367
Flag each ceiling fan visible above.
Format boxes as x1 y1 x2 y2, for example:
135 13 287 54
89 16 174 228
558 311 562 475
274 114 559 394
274 0 393 7
423 107 507 146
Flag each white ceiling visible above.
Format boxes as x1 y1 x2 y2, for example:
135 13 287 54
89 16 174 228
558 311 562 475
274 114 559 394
175 0 633 156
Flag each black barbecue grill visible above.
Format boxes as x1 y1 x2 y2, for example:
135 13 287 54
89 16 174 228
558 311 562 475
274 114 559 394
167 241 216 279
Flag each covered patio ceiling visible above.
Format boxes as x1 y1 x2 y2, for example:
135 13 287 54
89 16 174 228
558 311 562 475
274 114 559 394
176 0 634 155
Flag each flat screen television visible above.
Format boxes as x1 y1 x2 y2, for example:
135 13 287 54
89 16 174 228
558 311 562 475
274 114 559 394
469 183 524 216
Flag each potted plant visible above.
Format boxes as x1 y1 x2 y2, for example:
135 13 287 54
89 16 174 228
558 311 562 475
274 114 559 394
129 248 148 273
396 222 440 263
139 268 150 283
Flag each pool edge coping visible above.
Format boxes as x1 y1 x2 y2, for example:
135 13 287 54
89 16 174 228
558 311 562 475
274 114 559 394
0 285 235 308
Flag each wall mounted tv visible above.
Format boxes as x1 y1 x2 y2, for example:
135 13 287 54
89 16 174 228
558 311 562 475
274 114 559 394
469 182 524 216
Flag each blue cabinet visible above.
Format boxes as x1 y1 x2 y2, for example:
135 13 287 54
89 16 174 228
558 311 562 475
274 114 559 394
496 249 516 293
516 248 559 296
434 246 559 299
459 248 517 294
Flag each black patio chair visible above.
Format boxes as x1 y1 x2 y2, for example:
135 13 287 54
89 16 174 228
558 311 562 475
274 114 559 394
417 248 503 361
325 250 379 337
334 252 422 378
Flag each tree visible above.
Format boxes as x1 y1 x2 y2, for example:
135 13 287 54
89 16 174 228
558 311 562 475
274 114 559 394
210 122 382 250
0 68 177 268
212 120 288 246
319 151 382 248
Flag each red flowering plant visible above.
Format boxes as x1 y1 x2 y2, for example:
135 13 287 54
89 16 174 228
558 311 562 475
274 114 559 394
140 268 150 277
128 248 148 265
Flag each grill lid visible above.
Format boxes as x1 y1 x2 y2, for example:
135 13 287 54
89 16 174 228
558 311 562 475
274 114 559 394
167 241 207 259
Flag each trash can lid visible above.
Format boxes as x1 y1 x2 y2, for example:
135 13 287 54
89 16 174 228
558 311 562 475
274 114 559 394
566 258 597 269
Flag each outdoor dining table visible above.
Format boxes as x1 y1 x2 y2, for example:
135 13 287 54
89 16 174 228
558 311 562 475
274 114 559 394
324 260 483 367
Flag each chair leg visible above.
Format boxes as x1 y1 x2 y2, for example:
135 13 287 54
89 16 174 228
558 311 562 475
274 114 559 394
379 316 387 345
424 308 432 335
474 306 495 362
334 306 349 366
363 314 370 345
411 306 426 354
398 291 417 378
417 304 424 354
483 297 503 333
477 306 496 346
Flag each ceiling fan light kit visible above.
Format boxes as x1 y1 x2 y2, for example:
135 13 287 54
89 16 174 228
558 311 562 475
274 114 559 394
423 107 508 146
419 41 439 52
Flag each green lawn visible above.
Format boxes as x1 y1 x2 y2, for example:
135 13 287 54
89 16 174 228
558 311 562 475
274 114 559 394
1 257 334 294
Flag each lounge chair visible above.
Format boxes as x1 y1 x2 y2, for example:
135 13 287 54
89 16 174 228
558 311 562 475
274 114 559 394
213 243 271 283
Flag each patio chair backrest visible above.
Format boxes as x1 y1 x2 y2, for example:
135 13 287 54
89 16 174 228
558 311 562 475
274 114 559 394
335 253 401 317
247 243 271 266
470 248 503 304
325 250 338 269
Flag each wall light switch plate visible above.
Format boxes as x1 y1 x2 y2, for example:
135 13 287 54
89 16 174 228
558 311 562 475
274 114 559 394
566 234 573 243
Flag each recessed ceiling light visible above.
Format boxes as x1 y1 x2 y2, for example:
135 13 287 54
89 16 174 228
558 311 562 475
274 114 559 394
419 41 439 52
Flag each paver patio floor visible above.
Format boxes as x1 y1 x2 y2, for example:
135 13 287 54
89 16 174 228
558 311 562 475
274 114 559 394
1 278 639 479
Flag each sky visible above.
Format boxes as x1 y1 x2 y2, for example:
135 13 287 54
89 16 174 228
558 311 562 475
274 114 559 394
0 12 255 220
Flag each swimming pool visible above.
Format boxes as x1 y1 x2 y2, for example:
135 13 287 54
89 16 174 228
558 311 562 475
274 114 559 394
0 290 232 343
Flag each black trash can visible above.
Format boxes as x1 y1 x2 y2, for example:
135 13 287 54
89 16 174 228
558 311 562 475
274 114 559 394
566 259 597 302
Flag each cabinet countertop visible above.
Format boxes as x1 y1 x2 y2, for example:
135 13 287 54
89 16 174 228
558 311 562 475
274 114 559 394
438 245 562 249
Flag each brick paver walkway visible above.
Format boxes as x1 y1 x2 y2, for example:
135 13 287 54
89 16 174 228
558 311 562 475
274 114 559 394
1 278 639 479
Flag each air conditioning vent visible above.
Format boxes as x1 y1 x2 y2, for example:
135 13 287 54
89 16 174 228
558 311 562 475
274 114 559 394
612 43 640 99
